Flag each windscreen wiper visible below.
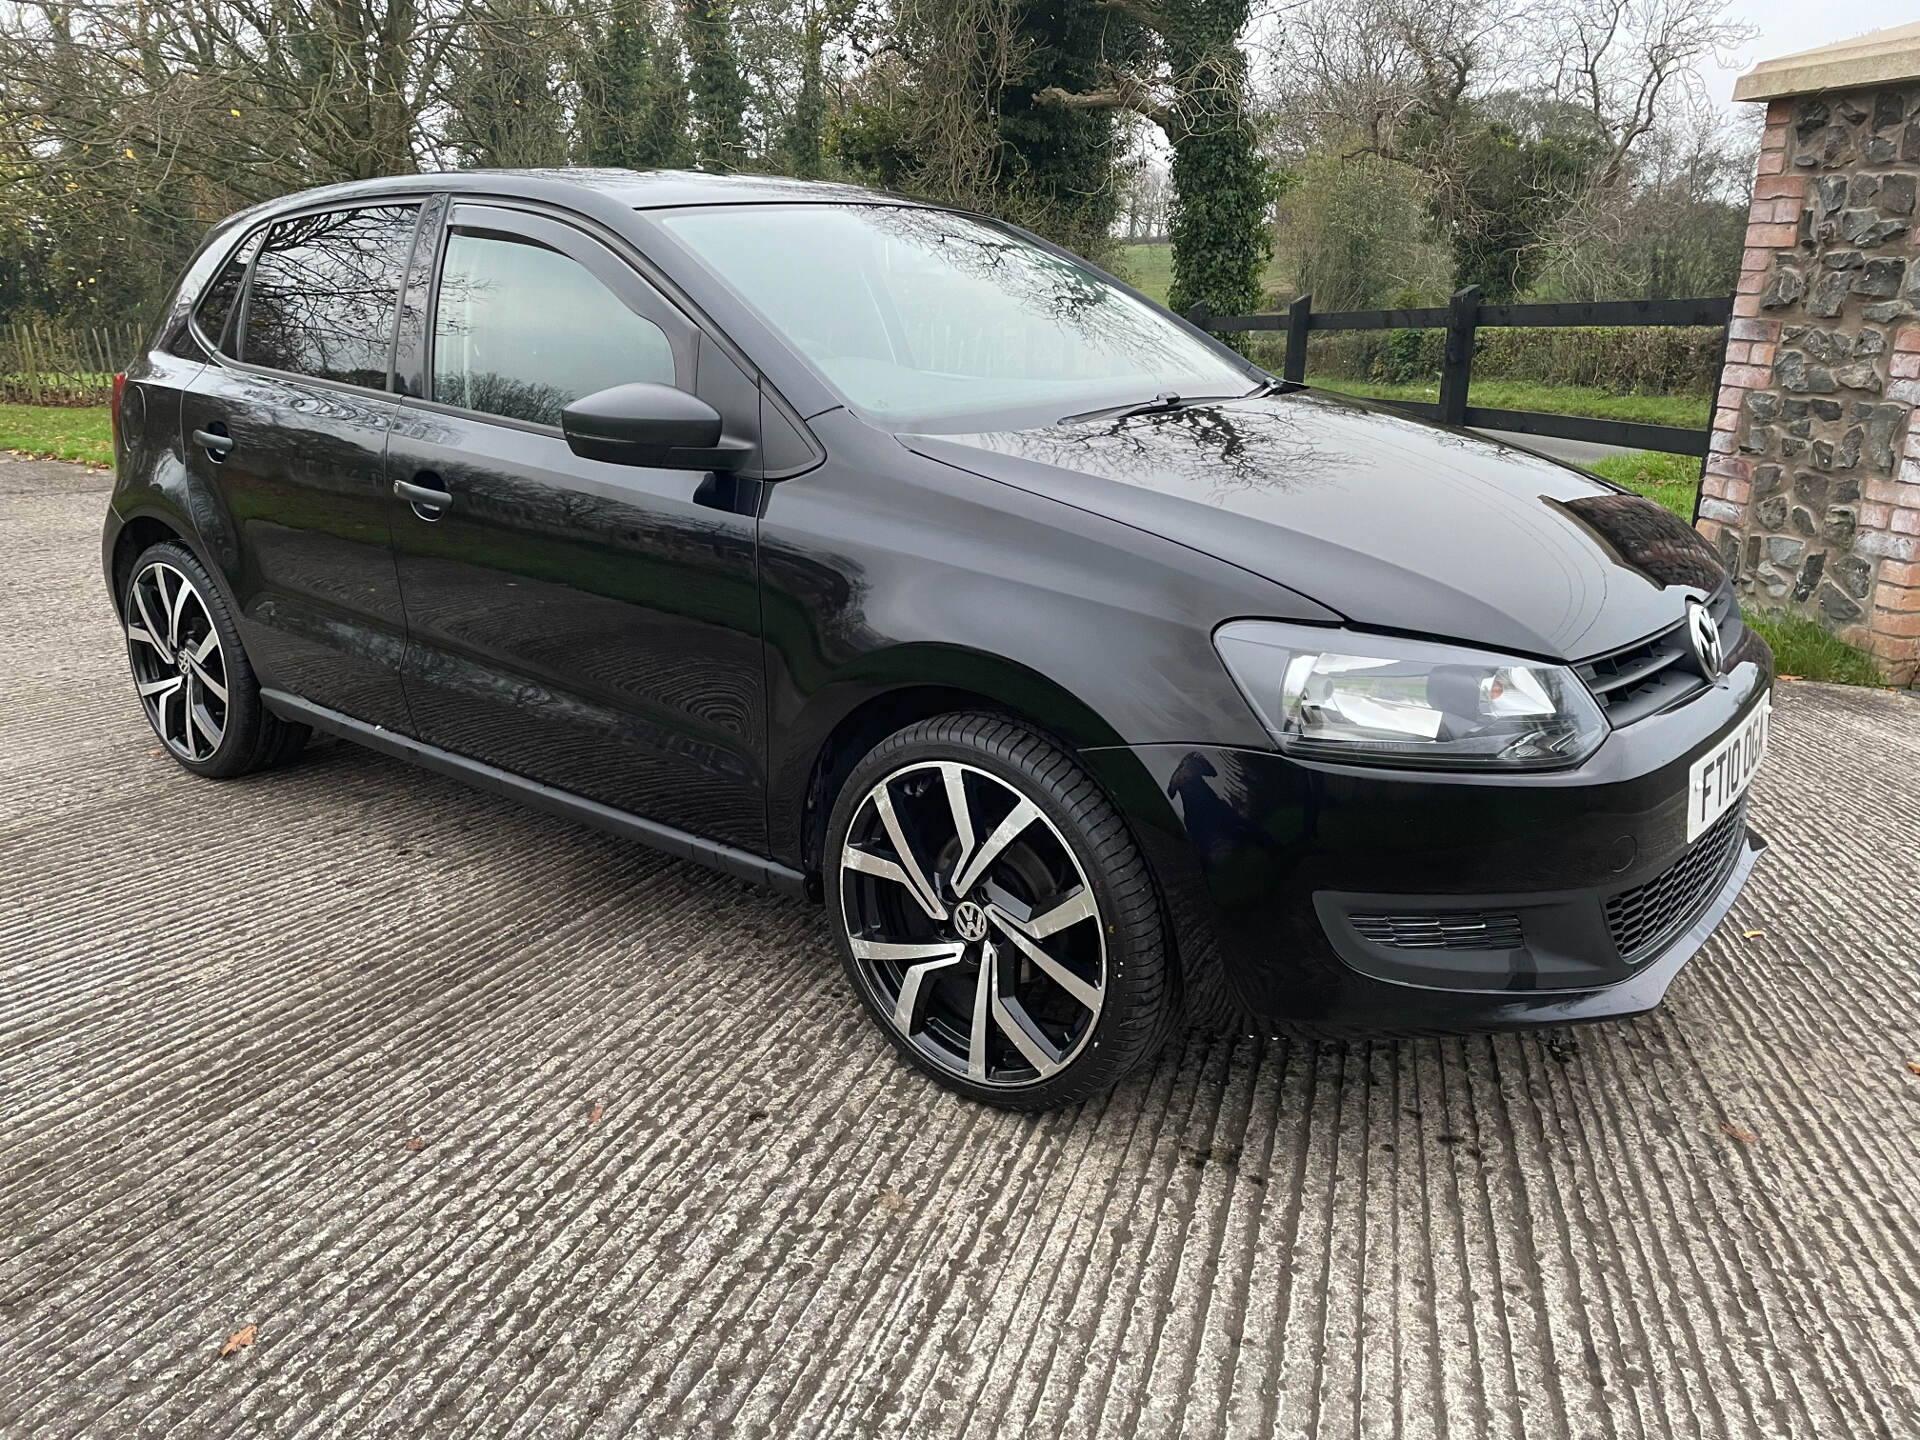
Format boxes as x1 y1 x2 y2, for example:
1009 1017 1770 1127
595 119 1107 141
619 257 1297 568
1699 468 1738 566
1058 390 1253 426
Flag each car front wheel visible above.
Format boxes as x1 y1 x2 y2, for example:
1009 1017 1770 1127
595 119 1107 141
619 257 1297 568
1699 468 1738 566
825 712 1177 1110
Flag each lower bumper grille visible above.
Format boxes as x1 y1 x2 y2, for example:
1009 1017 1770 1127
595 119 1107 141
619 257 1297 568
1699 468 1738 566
1605 800 1748 963
1350 910 1525 952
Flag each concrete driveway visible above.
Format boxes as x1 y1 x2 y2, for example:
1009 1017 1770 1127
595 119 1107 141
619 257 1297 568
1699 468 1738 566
4 456 1918 1439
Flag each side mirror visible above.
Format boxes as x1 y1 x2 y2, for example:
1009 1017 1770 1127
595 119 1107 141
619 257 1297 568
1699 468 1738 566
561 382 750 471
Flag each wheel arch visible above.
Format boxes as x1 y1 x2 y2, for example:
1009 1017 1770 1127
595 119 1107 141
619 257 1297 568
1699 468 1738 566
108 510 191 618
781 644 1131 892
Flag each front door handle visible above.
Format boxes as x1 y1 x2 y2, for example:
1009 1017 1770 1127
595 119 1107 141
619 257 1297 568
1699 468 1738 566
395 475 453 518
192 425 233 459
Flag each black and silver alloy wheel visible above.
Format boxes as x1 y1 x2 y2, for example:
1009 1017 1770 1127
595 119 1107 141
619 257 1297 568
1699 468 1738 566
126 560 228 762
841 759 1106 1087
827 713 1175 1109
120 538 308 779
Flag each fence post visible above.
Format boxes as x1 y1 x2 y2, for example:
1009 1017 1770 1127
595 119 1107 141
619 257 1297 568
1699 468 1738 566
1438 284 1480 427
1185 302 1212 335
1283 293 1311 386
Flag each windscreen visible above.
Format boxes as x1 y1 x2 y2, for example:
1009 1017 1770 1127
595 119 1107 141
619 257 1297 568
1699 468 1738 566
659 204 1254 428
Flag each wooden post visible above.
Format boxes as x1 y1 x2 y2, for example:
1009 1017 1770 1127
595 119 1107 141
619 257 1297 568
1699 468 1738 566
1283 293 1311 386
1185 302 1212 334
20 323 41 407
1438 285 1480 427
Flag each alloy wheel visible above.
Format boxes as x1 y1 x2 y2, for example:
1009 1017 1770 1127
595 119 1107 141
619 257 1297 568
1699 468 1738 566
839 760 1106 1088
125 561 229 762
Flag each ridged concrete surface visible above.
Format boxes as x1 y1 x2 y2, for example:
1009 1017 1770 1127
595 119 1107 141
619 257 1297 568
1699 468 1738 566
3 456 1918 1439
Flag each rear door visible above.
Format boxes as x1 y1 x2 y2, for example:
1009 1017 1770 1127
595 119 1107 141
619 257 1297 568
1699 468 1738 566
178 199 429 732
385 202 769 852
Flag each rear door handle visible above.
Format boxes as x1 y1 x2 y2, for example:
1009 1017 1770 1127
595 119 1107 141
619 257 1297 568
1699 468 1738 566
192 426 233 458
395 476 453 517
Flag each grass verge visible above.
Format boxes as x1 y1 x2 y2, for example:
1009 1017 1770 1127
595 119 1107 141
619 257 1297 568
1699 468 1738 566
1587 449 1702 519
1310 377 1710 430
1 402 112 467
1742 609 1884 686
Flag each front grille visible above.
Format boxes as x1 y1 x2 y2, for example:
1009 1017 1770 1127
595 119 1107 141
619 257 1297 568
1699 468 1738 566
1576 589 1744 729
1350 910 1525 951
1577 622 1704 726
1605 800 1747 962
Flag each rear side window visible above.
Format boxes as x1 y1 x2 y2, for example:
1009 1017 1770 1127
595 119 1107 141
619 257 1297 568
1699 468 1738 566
193 229 263 355
243 205 419 387
431 231 674 427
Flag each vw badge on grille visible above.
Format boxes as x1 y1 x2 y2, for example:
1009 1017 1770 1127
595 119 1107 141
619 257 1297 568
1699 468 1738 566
1686 600 1723 676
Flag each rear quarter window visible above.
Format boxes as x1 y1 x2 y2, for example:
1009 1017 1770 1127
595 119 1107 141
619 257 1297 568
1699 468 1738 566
242 205 419 388
191 229 264 356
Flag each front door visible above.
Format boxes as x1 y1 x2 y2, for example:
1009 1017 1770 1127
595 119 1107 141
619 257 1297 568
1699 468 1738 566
178 201 425 732
386 203 769 853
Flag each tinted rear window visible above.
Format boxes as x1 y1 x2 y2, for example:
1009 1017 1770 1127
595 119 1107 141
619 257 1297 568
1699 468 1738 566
193 229 263 355
243 205 419 387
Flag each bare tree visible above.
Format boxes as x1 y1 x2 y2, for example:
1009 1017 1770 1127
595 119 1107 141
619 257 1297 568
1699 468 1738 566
1538 0 1752 188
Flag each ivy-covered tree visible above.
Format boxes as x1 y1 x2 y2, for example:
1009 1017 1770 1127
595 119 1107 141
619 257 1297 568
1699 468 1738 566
781 9 828 178
997 0 1126 261
1034 0 1274 323
1430 122 1597 301
574 0 694 169
445 0 570 169
681 0 751 171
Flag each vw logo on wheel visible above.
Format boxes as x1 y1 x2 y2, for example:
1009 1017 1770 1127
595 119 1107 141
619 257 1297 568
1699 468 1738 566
952 899 989 943
1686 599 1724 676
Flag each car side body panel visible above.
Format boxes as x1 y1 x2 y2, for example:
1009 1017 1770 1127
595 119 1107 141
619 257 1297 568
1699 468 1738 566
755 409 1338 871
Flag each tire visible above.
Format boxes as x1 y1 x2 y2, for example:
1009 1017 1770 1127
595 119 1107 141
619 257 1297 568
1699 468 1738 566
121 539 309 779
825 712 1176 1110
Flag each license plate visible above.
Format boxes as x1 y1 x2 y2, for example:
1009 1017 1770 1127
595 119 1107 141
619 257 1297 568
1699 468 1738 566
1686 696 1770 842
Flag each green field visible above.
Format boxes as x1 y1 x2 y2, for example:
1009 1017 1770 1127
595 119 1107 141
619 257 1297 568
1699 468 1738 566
1115 242 1291 309
1 402 112 466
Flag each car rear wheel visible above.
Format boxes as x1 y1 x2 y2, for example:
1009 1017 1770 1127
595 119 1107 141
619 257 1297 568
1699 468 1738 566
825 712 1177 1110
122 540 308 778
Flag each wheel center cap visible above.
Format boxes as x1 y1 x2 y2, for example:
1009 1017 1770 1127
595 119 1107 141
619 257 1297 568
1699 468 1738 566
176 652 191 674
953 899 988 943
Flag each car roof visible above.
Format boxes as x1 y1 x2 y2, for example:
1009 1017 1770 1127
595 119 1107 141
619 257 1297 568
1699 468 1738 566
229 168 925 223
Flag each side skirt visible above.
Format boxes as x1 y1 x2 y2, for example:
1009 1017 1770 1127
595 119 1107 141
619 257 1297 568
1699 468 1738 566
261 689 809 898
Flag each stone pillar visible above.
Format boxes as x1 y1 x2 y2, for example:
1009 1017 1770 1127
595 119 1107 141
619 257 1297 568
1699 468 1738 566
1697 25 1920 685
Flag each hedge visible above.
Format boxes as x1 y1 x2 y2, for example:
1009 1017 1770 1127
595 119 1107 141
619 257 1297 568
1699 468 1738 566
1243 325 1725 397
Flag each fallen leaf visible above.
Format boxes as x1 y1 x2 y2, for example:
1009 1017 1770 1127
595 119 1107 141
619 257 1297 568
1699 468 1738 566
1741 929 1764 940
874 1187 909 1212
219 1324 256 1357
1777 673 1802 681
1721 1123 1758 1144
404 1136 425 1152
1906 1060 1920 1076
148 748 163 757
588 1104 604 1124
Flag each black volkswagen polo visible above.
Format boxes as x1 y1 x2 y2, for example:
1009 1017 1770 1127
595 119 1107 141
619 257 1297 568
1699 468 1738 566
103 170 1770 1109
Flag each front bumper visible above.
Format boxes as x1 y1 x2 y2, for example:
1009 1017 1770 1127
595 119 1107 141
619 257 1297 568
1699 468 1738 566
1090 642 1771 1035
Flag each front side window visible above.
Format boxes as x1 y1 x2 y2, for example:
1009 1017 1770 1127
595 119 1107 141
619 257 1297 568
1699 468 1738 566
659 204 1255 429
431 231 674 427
243 205 419 387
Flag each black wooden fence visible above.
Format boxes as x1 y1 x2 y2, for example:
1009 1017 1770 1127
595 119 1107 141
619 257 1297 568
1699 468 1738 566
1188 286 1733 460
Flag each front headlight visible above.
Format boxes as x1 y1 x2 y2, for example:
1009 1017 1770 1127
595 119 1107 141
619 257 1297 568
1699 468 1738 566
1213 621 1607 770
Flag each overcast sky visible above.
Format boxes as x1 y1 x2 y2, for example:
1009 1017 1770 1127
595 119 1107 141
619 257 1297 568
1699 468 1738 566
1703 4 1906 114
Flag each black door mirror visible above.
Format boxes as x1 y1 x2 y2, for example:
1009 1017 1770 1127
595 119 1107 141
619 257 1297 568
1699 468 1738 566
561 382 750 471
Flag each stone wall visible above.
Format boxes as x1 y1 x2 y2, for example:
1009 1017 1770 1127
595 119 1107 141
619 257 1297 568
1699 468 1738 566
1697 89 1920 685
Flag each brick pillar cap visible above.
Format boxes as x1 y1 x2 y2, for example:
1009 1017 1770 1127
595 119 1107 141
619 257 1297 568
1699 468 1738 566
1733 21 1920 101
